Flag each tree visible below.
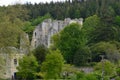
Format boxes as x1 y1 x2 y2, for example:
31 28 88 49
83 15 120 44
17 54 39 80
52 23 88 65
94 60 116 78
82 73 99 80
116 67 120 76
100 6 115 24
0 5 29 79
90 41 120 62
73 46 90 66
114 16 120 26
41 50 64 79
0 16 21 48
31 13 51 26
83 15 101 44
6 4 29 21
22 13 51 41
64 70 99 80
83 15 101 32
33 45 48 64
0 5 28 49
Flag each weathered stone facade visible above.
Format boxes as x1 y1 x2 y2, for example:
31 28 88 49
31 18 83 49
0 33 30 79
0 52 24 79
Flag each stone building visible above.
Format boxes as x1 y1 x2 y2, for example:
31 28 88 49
0 33 29 79
31 18 83 49
0 49 24 79
0 18 83 79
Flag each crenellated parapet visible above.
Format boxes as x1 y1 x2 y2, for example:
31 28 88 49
31 18 83 49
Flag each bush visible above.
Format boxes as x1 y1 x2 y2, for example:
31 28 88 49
116 67 120 76
41 50 64 79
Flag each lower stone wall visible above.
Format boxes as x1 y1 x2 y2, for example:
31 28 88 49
0 53 24 79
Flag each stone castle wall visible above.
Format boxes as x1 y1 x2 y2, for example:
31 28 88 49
0 33 29 79
0 48 24 79
31 18 83 49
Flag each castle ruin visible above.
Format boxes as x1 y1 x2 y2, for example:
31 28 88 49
31 18 83 49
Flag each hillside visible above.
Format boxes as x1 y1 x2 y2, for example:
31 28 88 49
0 0 120 80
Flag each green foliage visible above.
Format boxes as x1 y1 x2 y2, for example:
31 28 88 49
0 13 23 48
22 0 120 20
83 15 101 44
83 15 101 31
61 65 84 79
114 16 120 26
91 25 120 43
17 54 39 80
21 21 35 41
53 23 89 65
94 60 116 77
73 47 90 66
62 64 78 73
84 16 120 44
32 13 51 26
1 0 120 21
33 45 48 64
83 73 99 80
76 71 85 79
22 21 34 33
83 14 120 45
115 76 120 80
62 64 80 79
41 49 64 79
66 72 99 80
0 4 29 49
21 13 51 41
0 21 19 48
6 4 29 21
91 41 120 62
100 6 115 23
116 67 120 76
1 1 120 79
0 5 28 79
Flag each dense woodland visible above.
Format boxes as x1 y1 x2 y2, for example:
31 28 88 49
0 0 120 80
24 0 120 20
1 0 120 20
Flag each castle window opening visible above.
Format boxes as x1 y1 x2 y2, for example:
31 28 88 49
14 59 17 65
35 32 36 37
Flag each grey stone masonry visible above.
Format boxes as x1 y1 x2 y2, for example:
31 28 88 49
31 18 83 49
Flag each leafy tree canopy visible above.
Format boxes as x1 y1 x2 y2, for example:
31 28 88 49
17 54 39 80
52 23 88 64
41 49 64 79
91 41 120 62
33 45 48 64
94 60 116 77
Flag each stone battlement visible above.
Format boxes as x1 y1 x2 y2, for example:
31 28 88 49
31 18 83 49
